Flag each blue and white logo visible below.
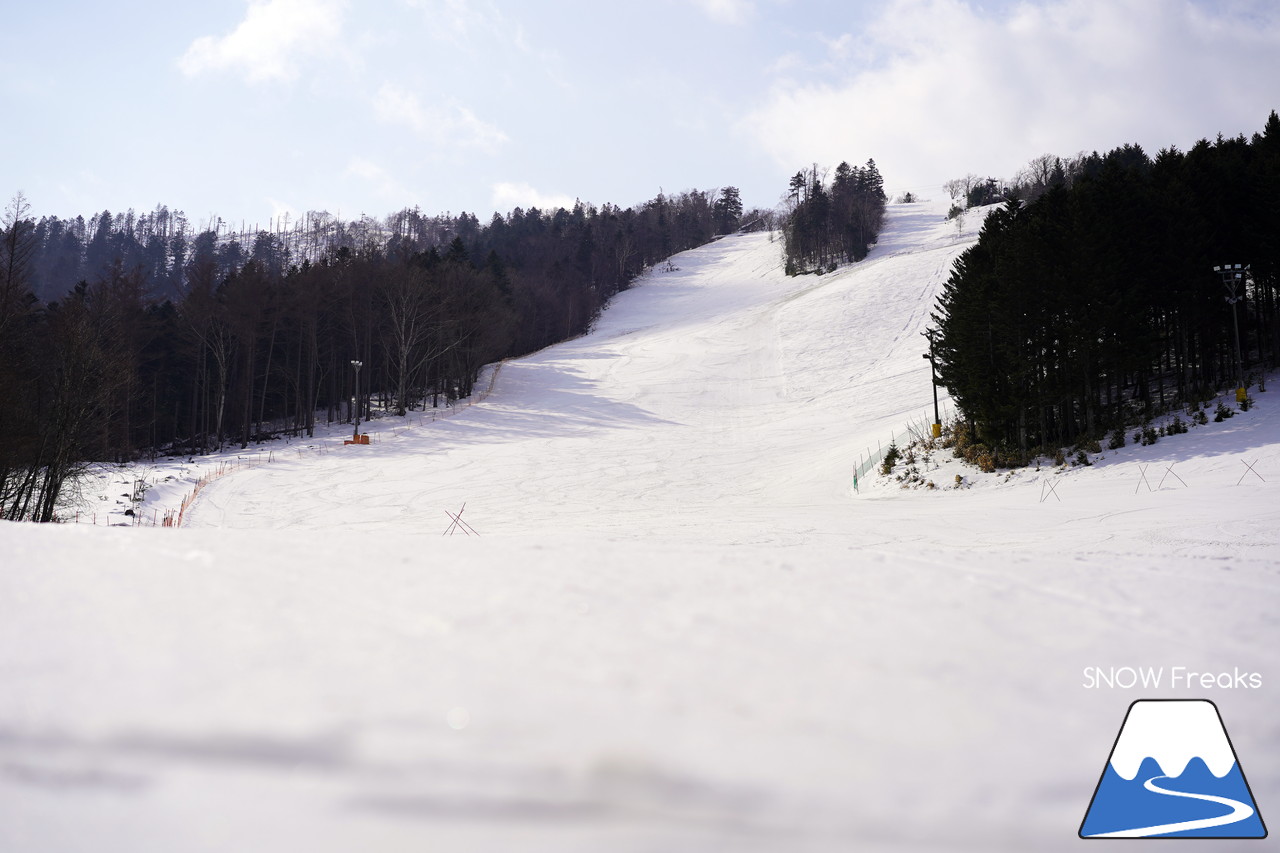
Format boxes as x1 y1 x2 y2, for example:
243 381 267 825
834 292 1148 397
1080 699 1267 838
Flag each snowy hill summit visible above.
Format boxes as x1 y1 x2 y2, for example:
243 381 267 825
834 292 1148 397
2 196 1277 853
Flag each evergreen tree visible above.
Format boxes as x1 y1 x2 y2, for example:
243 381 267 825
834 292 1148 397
713 186 743 234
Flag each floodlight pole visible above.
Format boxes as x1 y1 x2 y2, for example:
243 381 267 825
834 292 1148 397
1214 264 1247 401
922 328 941 438
351 359 364 436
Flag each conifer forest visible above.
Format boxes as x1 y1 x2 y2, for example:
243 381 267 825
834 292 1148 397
781 159 887 275
934 112 1280 460
0 188 757 521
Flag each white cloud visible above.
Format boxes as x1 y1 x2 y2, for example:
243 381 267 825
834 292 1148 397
374 84 509 154
345 158 412 207
179 0 345 83
412 0 503 38
491 182 576 213
741 0 1280 193
693 0 754 25
403 0 568 88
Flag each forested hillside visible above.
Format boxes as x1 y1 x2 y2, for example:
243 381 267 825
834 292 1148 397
0 188 752 521
934 111 1280 462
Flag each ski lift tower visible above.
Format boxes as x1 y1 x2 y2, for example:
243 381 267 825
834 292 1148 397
345 359 369 445
1214 264 1248 403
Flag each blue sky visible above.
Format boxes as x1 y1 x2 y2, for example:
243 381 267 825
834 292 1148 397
2 0 1278 227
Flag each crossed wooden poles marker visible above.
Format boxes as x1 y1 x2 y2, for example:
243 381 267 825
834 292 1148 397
443 503 480 537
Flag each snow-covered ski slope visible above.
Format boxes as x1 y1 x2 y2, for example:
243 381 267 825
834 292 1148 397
186 201 968 541
183 199 967 537
2 197 1277 852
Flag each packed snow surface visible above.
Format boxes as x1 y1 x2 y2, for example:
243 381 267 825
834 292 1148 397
2 198 1277 852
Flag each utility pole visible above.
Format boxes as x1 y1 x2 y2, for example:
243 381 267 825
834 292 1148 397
1214 264 1248 403
922 328 941 438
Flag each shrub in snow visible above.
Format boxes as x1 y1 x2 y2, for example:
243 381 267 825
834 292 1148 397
962 442 988 468
1240 395 1254 412
1193 409 1209 426
1108 427 1126 450
880 442 901 476
1214 402 1235 422
897 463 924 488
945 418 974 452
942 418 1016 474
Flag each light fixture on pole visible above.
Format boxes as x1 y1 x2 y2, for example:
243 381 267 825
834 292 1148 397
350 359 364 436
922 328 942 438
1213 264 1248 403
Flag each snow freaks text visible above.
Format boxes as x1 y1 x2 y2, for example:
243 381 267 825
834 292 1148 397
1082 667 1263 690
